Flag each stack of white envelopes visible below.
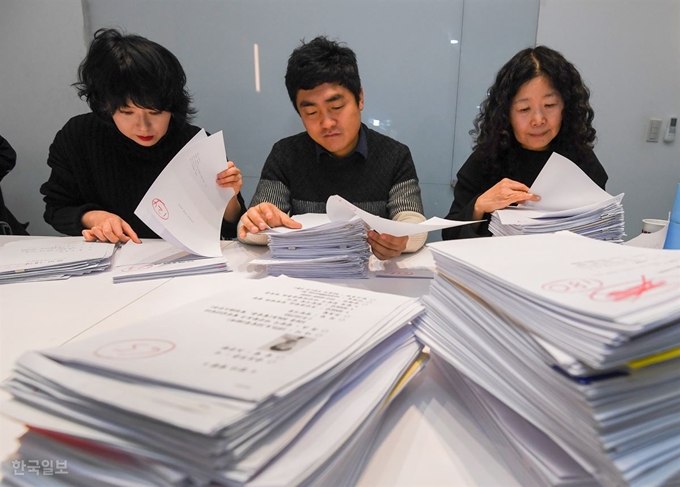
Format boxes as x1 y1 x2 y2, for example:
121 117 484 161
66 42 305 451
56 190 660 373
489 153 625 242
1 276 426 486
414 232 680 487
0 237 117 284
254 214 372 279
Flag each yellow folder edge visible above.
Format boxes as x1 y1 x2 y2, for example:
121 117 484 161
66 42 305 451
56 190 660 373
381 351 430 409
628 347 680 370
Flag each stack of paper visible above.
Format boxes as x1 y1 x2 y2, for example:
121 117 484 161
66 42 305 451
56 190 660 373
1 276 426 486
255 214 372 279
0 237 117 284
111 239 230 283
414 232 680 487
432 355 599 487
253 195 478 279
489 153 625 242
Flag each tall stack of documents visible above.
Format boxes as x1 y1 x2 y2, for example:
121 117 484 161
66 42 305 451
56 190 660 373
489 153 625 242
1 276 426 486
0 237 117 284
432 354 600 487
255 214 372 279
415 232 680 487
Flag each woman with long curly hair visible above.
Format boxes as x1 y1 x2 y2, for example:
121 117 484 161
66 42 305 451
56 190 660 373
442 45 608 240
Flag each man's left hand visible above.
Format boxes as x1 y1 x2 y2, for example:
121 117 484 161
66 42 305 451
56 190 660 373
367 230 408 260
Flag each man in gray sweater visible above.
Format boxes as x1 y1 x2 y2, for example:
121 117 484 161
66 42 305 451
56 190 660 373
238 36 426 260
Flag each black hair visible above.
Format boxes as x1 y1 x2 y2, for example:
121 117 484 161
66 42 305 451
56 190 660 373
284 36 362 113
74 28 196 124
471 45 596 173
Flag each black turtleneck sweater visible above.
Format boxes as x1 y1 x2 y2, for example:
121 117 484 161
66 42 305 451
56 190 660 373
40 113 244 239
442 145 608 240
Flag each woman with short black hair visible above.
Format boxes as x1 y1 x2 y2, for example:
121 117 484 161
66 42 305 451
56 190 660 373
41 28 244 243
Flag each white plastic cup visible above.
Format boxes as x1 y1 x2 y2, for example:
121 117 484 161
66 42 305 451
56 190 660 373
641 218 668 234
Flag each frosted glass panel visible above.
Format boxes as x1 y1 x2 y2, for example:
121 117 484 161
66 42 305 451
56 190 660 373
84 0 539 242
84 0 463 185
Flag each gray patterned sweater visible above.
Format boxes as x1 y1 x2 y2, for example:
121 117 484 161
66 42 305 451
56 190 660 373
241 124 426 252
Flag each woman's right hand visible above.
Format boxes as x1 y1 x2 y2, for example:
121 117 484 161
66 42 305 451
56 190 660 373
81 210 141 244
473 178 540 220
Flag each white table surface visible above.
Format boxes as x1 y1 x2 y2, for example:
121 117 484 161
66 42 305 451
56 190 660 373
0 236 520 486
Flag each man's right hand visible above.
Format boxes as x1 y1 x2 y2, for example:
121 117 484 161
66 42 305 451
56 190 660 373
238 203 302 239
81 210 141 244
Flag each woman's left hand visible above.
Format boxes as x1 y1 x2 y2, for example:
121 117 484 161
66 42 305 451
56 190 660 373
216 160 243 194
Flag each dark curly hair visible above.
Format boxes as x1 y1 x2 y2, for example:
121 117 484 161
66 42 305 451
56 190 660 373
74 28 196 124
471 45 596 174
285 36 362 113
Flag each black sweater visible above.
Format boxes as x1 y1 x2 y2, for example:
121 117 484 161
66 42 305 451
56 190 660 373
442 145 608 240
41 113 244 239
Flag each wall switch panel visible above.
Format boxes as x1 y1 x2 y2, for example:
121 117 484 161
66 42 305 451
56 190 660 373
647 118 662 142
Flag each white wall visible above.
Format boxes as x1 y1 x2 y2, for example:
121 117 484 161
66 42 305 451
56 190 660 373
537 0 680 238
0 0 89 236
1 0 677 239
0 0 538 239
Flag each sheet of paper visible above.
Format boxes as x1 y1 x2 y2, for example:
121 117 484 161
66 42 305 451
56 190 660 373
261 196 478 239
135 130 234 257
523 152 613 211
326 195 479 236
114 239 199 267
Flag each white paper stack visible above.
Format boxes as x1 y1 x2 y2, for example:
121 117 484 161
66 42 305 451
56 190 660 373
254 214 372 279
432 355 599 487
252 195 477 280
0 237 117 284
489 153 625 242
111 239 230 283
414 232 680 487
1 276 426 486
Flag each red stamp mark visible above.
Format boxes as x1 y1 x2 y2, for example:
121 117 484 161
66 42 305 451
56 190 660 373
152 198 169 220
95 339 175 359
590 275 671 302
542 278 603 293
